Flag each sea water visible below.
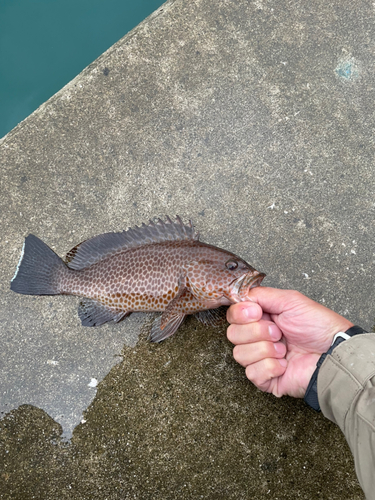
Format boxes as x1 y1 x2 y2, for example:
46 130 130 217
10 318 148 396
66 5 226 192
0 0 165 139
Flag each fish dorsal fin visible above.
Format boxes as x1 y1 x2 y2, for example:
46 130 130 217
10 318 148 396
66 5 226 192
65 216 198 270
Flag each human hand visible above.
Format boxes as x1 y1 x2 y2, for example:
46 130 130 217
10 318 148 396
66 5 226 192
226 287 353 398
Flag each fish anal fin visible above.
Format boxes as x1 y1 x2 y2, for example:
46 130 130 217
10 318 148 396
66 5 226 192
78 298 130 327
195 306 228 327
113 310 131 324
149 314 186 343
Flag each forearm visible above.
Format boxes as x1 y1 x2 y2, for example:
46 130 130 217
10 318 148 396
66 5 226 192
318 334 375 500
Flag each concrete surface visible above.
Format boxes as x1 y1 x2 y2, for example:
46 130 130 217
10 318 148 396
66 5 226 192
1 0 374 497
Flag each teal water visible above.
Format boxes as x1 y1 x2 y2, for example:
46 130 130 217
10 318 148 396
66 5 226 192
0 0 164 139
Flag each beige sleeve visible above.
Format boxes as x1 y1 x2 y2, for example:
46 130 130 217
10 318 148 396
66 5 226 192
318 334 375 500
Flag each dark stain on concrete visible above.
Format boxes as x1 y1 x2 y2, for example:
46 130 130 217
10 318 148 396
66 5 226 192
0 320 363 499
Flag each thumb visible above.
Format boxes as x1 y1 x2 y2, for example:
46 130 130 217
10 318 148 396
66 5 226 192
246 287 301 316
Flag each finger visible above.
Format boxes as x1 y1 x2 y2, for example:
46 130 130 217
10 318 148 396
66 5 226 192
245 358 288 393
227 320 282 345
233 340 286 367
226 301 263 324
261 312 272 322
247 287 304 315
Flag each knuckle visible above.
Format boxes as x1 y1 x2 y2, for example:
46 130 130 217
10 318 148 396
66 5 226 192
226 303 240 323
263 357 280 377
260 341 274 358
226 306 233 323
226 324 237 343
232 345 242 362
245 364 255 381
262 357 274 372
250 322 261 339
245 365 268 391
288 290 303 302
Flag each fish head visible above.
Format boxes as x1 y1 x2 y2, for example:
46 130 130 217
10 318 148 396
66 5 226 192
227 267 266 303
185 246 265 304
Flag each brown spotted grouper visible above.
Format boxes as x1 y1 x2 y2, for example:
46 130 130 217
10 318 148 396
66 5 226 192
10 216 265 342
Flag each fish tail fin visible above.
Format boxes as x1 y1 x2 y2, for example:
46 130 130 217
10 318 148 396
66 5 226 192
10 234 68 295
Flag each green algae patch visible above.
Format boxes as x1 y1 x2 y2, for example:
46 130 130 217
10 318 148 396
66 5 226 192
2 320 362 500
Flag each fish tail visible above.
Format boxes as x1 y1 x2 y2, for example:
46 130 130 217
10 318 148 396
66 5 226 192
10 234 68 295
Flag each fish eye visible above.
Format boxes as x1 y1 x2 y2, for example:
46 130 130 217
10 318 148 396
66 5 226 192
225 259 238 270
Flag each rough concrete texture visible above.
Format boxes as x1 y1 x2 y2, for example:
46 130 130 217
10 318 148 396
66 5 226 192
0 0 373 497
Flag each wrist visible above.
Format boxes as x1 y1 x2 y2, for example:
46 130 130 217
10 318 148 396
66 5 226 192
294 353 321 399
304 325 368 411
322 319 354 351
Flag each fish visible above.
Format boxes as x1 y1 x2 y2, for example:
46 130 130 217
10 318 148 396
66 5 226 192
10 216 265 342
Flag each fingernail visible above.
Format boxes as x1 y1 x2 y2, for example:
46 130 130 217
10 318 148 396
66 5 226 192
268 324 280 341
274 342 284 355
278 358 288 367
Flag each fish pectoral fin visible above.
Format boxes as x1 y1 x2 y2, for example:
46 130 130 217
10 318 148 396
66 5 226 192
149 314 186 343
160 283 188 329
149 278 190 342
78 298 130 327
195 306 229 327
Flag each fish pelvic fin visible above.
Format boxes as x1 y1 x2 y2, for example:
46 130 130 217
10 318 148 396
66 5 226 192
78 298 130 327
149 314 186 343
10 234 68 295
195 306 228 327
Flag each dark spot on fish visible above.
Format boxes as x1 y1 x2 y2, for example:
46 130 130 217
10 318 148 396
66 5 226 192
103 67 110 76
198 210 205 216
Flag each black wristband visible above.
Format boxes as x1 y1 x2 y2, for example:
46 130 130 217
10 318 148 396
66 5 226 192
304 326 368 411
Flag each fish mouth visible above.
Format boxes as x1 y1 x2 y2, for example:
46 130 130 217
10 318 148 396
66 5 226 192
246 272 266 290
230 272 266 303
